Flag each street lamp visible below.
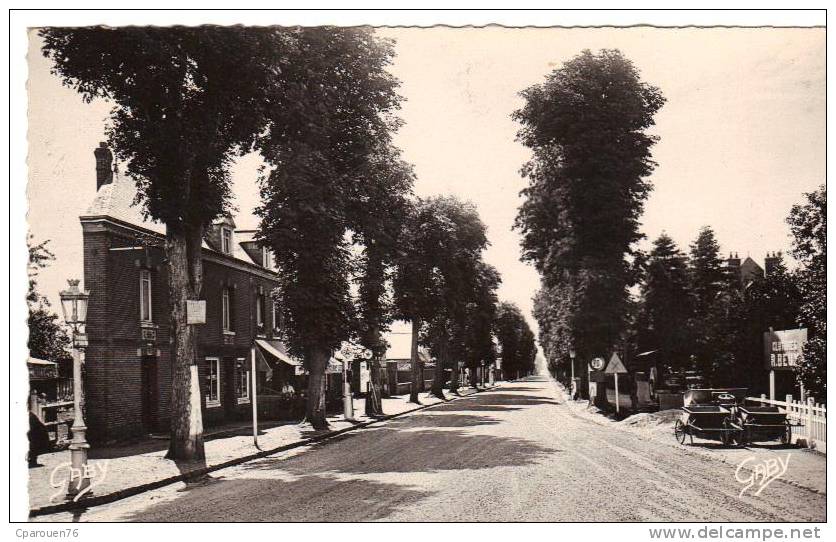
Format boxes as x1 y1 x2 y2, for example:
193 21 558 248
59 279 90 499
569 348 576 380
569 349 577 398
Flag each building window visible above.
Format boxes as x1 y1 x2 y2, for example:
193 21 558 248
221 228 232 254
206 357 221 407
272 299 282 332
222 287 232 332
256 292 265 332
139 270 152 322
262 245 273 270
236 358 250 404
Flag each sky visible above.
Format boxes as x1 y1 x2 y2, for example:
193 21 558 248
26 26 825 343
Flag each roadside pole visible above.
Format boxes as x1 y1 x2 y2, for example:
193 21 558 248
251 344 259 449
614 372 620 414
342 356 355 421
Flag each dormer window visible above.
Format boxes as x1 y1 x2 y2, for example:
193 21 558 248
221 228 232 254
262 245 274 270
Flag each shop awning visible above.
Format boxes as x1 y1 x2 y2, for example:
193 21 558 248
256 340 302 368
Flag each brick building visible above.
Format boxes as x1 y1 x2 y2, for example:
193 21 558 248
80 143 297 443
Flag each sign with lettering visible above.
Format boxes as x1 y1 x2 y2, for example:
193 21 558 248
590 357 606 371
186 300 206 325
763 328 807 370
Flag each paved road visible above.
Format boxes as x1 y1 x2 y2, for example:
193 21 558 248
50 377 825 522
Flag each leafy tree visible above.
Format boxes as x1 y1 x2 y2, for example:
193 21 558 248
431 204 492 397
41 26 288 460
495 302 537 380
514 49 665 373
394 196 489 401
532 280 576 382
351 148 415 416
27 237 71 363
256 28 403 428
636 233 692 373
787 185 826 400
460 261 501 388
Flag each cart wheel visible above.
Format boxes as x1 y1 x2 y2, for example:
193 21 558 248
674 419 687 444
721 418 733 446
781 420 792 446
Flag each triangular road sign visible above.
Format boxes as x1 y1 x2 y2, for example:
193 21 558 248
605 352 628 374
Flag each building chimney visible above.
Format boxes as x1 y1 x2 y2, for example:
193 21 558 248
94 142 113 190
764 251 782 277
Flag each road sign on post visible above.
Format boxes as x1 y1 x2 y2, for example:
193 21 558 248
605 353 628 413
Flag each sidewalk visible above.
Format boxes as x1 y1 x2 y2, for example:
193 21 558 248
28 386 489 516
551 381 827 495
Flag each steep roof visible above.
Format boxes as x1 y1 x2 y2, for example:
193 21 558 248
82 176 259 267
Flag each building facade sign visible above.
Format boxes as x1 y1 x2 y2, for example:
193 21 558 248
186 300 207 325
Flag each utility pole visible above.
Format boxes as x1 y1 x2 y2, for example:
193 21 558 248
251 344 259 449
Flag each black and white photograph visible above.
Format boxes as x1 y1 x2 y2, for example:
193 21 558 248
8 8 829 533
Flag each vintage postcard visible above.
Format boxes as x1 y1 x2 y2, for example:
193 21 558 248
11 8 827 534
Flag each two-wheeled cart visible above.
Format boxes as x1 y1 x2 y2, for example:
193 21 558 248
674 388 746 446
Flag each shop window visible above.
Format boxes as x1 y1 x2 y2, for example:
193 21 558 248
236 358 250 404
206 357 221 407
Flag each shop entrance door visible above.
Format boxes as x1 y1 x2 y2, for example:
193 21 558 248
141 356 159 434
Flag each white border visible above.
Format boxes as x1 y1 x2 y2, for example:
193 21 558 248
7 6 830 535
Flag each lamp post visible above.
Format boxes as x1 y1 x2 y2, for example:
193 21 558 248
569 349 576 381
59 279 90 499
569 349 576 398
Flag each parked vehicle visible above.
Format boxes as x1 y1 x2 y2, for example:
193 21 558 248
674 388 795 447
733 404 793 445
674 388 746 446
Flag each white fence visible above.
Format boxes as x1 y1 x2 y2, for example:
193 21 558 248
747 395 827 453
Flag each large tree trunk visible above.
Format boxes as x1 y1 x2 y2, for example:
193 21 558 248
409 317 422 404
430 330 448 400
165 223 205 461
365 357 384 417
449 362 460 395
306 346 330 429
469 365 479 389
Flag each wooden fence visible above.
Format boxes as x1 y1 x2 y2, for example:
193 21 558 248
748 395 826 453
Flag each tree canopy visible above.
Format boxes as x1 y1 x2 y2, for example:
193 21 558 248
27 237 71 363
788 185 826 399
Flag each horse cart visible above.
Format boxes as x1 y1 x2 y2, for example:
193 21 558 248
734 404 793 445
673 388 793 446
674 389 745 446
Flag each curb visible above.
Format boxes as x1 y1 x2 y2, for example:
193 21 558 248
29 385 499 518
